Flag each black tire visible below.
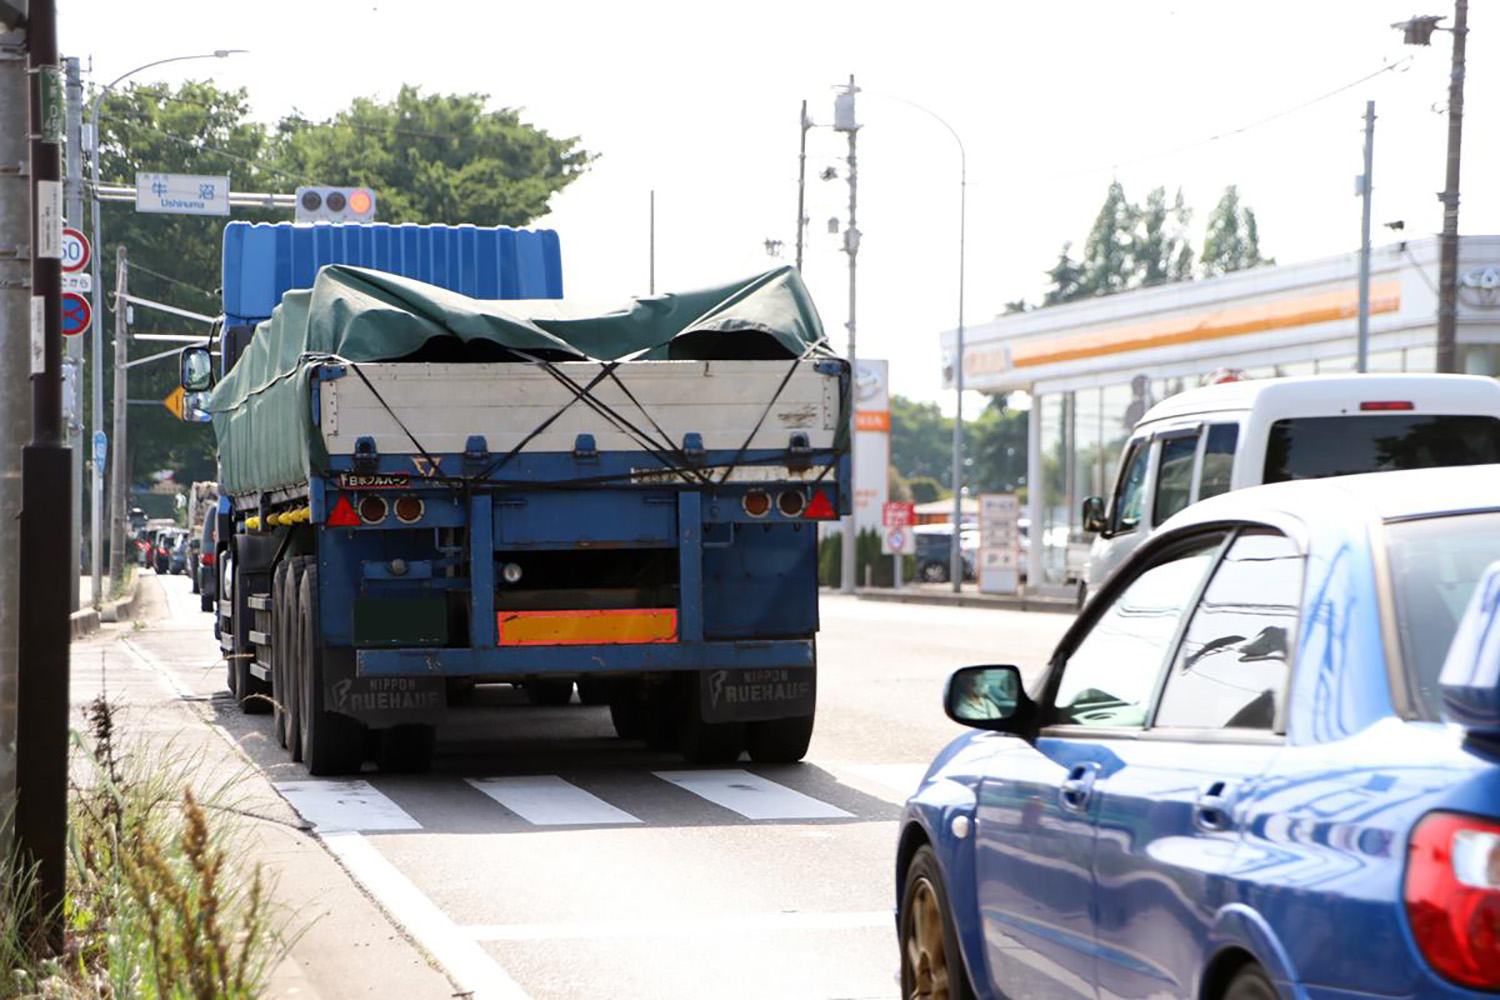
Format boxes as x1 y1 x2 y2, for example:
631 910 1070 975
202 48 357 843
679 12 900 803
271 560 296 752
1223 965 1278 1000
298 563 365 776
232 557 272 715
679 673 744 764
223 555 238 697
376 725 436 774
284 559 306 763
900 845 977 1000
920 560 949 584
576 677 610 706
200 588 213 614
747 714 815 764
525 678 575 707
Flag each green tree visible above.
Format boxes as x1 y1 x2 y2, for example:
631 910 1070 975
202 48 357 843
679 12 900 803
274 85 595 225
906 476 944 504
889 394 951 482
1043 242 1086 305
1132 187 1193 288
1079 179 1134 296
1200 185 1270 277
967 399 1028 493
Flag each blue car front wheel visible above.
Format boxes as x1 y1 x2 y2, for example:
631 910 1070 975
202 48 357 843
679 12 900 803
900 845 976 1000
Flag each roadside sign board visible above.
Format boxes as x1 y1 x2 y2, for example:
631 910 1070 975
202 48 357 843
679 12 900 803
882 501 915 528
62 273 92 293
978 492 1022 595
135 172 231 217
60 292 91 337
882 525 915 556
162 385 185 419
61 227 90 273
92 430 107 476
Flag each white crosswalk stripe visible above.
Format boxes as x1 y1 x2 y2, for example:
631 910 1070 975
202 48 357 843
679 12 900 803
654 768 854 820
467 775 642 826
275 779 422 833
837 763 930 803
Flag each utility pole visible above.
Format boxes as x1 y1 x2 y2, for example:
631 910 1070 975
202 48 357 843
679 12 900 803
795 99 809 272
16 0 74 953
0 20 30 846
63 54 80 611
107 246 127 592
834 77 859 594
648 190 655 295
1436 0 1467 373
1356 101 1375 373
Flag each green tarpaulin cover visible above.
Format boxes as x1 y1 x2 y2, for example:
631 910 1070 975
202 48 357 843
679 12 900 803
210 264 833 497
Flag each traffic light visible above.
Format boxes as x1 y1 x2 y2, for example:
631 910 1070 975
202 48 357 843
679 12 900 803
294 186 377 223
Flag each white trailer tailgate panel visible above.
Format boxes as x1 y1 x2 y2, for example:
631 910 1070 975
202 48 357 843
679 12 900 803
320 360 840 457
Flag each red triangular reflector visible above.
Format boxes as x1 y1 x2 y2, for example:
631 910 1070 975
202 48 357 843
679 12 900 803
803 489 836 519
327 493 360 527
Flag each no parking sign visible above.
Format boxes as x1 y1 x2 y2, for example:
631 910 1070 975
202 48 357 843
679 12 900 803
61 293 91 337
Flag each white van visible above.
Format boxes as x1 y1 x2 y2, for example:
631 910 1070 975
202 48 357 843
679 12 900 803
1082 373 1500 587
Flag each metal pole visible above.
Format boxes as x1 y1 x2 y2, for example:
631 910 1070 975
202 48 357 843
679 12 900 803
795 100 808 273
16 0 73 953
838 77 859 595
0 22 30 850
1435 0 1467 374
949 148 968 592
87 84 102 605
107 246 126 593
63 55 80 611
649 189 655 295
1356 101 1375 373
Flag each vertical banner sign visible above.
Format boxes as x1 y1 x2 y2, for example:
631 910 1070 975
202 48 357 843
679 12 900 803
978 493 1022 595
39 65 65 144
35 179 62 259
92 431 107 476
881 501 916 555
30 297 45 375
852 359 890 540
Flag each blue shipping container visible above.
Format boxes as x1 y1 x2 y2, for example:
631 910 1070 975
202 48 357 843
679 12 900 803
221 221 564 326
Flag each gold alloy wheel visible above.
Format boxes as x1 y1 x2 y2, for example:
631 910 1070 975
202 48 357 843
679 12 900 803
904 875 952 1000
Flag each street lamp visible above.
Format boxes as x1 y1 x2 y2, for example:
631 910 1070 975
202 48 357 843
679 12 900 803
85 48 244 605
868 92 967 592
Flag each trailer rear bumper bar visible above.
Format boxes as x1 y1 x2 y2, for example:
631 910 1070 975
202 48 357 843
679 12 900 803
355 638 813 678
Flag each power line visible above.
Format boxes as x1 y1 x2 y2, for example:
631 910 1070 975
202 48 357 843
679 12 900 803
125 260 219 301
97 112 306 184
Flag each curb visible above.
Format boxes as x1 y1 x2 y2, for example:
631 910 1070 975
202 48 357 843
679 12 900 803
69 573 142 639
849 587 1078 615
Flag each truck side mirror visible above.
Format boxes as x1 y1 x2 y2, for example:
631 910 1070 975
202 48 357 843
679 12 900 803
1081 495 1108 534
180 346 213 392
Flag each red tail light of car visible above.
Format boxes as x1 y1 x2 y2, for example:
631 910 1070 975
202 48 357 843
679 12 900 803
1405 811 1500 988
201 551 216 567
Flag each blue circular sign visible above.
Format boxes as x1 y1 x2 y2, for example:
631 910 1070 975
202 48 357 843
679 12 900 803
61 293 91 337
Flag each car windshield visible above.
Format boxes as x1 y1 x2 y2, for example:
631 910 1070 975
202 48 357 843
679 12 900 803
1384 510 1500 719
1264 414 1500 483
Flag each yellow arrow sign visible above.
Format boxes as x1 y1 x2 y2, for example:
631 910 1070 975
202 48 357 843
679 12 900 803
162 385 185 419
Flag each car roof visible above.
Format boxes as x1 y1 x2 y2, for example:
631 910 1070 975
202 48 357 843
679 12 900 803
1166 463 1500 535
1137 373 1500 425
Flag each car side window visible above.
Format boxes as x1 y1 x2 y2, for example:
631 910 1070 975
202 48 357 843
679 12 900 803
1052 539 1220 727
1112 440 1150 533
1153 531 1301 731
1196 423 1239 501
1153 435 1199 526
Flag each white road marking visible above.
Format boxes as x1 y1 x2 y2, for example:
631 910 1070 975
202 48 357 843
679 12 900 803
467 776 642 826
274 780 421 833
322 832 530 1000
839 764 930 803
463 909 892 941
653 769 853 820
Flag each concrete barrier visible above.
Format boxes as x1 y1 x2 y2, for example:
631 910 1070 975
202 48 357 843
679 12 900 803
70 573 142 639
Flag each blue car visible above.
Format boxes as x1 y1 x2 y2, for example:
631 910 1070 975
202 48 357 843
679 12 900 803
897 464 1500 1000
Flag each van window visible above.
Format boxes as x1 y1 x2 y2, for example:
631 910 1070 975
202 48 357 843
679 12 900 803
1153 435 1198 526
1112 440 1150 533
1263 415 1500 483
1197 423 1238 500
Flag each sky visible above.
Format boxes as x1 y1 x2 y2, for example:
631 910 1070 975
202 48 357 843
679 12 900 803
59 0 1497 413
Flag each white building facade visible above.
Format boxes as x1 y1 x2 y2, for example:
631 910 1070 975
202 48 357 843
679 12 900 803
941 235 1500 593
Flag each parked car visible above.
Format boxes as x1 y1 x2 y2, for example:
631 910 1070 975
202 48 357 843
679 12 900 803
898 464 1500 1000
169 534 190 575
914 524 979 583
1081 374 1500 590
198 512 217 613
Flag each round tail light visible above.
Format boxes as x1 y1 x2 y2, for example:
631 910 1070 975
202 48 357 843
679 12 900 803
777 490 806 517
394 496 424 524
742 490 771 518
357 495 388 524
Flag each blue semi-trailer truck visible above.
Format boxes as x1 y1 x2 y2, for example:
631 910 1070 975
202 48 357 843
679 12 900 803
185 221 849 775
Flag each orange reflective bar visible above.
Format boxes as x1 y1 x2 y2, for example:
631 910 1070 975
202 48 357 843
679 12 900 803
497 608 679 646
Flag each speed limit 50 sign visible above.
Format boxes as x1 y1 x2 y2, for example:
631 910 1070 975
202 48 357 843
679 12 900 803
61 227 90 274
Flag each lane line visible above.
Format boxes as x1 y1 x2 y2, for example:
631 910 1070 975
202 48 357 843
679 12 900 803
653 769 853 820
274 779 422 833
323 832 530 1000
837 763 930 804
467 776 641 826
463 909 893 941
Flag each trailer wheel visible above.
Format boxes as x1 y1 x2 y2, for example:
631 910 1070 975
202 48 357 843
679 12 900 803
377 725 436 774
679 673 744 764
746 714 815 763
232 555 272 715
223 554 238 697
298 563 365 776
271 560 292 751
525 679 575 706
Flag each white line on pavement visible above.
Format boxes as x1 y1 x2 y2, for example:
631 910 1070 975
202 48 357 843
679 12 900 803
836 764 930 804
467 776 642 826
653 769 854 820
462 909 893 942
322 832 530 1000
274 779 422 833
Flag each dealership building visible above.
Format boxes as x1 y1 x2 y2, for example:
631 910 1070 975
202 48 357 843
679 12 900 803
940 234 1500 593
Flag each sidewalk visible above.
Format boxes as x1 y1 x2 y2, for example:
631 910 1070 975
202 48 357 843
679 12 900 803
833 581 1079 615
71 575 456 999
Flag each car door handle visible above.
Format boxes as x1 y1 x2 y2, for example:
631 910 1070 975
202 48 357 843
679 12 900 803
1058 764 1097 813
1194 781 1236 832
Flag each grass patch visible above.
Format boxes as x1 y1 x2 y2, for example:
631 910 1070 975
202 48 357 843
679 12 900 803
107 564 135 603
2 696 288 998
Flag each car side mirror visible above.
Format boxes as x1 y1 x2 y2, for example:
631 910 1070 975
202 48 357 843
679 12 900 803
180 346 213 392
944 665 1034 735
1081 495 1107 534
1439 560 1500 741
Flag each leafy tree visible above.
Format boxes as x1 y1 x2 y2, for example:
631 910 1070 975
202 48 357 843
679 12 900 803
906 476 944 504
1200 185 1270 277
967 399 1027 493
274 85 595 225
1132 187 1193 287
1079 179 1133 297
889 395 1027 500
1043 243 1086 305
889 395 951 482
1002 299 1029 315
